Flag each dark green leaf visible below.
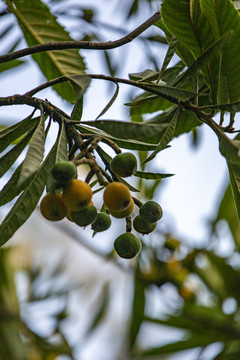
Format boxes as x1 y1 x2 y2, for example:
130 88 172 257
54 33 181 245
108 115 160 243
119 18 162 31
0 126 37 178
75 124 158 151
0 162 36 206
135 171 174 179
81 120 168 142
18 113 46 186
143 107 179 164
228 161 240 220
0 139 59 246
159 36 178 78
96 82 119 120
0 114 38 154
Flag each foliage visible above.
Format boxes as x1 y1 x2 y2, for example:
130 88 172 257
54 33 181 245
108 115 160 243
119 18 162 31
0 0 240 359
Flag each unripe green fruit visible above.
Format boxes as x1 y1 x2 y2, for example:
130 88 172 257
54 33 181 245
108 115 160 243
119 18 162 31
110 152 137 177
133 214 157 235
139 200 163 223
114 232 142 259
71 205 97 227
91 212 112 232
51 161 77 185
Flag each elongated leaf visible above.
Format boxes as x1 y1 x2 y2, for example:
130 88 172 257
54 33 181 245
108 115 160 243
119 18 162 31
218 135 240 164
46 121 68 193
18 113 46 186
211 182 240 247
82 120 168 142
68 75 91 121
75 124 158 151
228 161 240 220
0 140 58 246
159 36 178 78
200 0 240 102
200 101 240 112
141 82 201 100
135 171 174 179
175 32 232 87
144 107 179 164
7 0 86 103
0 113 38 154
96 82 119 120
0 126 37 178
129 277 145 348
0 163 36 206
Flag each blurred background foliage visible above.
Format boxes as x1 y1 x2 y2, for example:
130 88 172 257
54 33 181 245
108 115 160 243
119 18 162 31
0 0 240 359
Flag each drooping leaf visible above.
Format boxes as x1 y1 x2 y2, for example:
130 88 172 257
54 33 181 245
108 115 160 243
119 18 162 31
135 171 174 179
75 124 158 151
158 36 178 79
81 120 168 142
228 161 240 220
0 125 37 178
0 113 38 154
95 82 119 120
0 162 36 206
0 138 59 246
69 75 92 122
143 107 179 164
7 0 86 103
211 181 240 247
18 113 46 186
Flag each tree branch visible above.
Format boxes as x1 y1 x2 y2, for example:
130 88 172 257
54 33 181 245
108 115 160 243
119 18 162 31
0 11 161 64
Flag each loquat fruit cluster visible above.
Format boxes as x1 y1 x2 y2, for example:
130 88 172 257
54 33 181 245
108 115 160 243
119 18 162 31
40 147 163 259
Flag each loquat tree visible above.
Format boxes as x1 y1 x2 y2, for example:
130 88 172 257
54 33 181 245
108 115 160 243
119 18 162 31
1 0 240 359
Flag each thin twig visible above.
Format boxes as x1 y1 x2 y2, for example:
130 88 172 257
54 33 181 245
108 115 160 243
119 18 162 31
0 12 161 64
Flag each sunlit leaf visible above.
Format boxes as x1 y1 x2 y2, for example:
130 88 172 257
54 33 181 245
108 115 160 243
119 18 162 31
7 0 86 103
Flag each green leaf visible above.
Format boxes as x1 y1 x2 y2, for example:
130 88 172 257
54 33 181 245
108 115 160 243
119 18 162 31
144 107 179 164
68 75 91 122
0 114 38 154
18 113 46 186
200 0 240 102
0 163 36 206
129 277 145 348
81 120 168 142
0 126 37 178
161 0 220 102
228 161 240 220
200 101 240 112
7 0 86 103
75 124 158 151
0 138 59 246
96 82 119 120
159 36 178 79
135 171 174 179
211 182 240 247
218 136 240 164
175 32 232 87
46 121 68 193
141 82 202 100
